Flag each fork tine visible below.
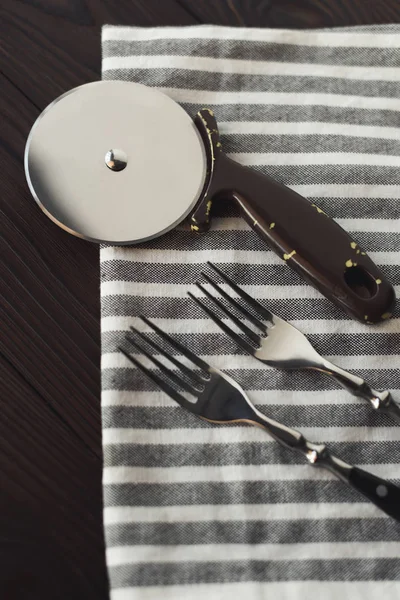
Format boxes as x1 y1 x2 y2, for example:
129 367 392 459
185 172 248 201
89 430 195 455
201 271 267 333
139 315 210 372
125 334 197 395
195 282 261 346
119 347 192 408
188 292 256 355
130 325 205 387
207 262 274 322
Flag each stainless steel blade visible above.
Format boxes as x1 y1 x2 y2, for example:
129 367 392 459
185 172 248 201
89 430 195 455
25 81 207 244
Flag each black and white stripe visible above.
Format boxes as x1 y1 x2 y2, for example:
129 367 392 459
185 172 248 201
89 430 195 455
101 24 400 599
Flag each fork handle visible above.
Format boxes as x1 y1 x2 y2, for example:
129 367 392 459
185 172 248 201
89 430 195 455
319 453 400 520
316 359 400 424
252 409 400 519
348 467 400 520
311 446 400 520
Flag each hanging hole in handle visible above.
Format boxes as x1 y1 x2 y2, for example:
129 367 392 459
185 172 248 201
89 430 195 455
344 265 378 299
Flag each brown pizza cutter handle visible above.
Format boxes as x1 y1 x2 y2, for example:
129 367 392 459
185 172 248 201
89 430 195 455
192 109 396 323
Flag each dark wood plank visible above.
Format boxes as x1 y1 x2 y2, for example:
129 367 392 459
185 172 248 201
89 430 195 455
0 2 195 597
269 0 400 28
0 354 107 599
0 0 197 108
1 1 400 599
178 0 400 27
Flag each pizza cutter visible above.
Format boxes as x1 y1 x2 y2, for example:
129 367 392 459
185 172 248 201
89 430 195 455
24 80 395 323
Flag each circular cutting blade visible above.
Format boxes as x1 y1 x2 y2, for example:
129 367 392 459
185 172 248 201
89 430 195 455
24 81 207 244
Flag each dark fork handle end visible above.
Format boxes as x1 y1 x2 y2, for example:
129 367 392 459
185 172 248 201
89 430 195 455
349 467 400 520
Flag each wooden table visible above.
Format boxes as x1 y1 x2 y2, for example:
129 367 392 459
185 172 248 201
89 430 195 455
1 1 400 597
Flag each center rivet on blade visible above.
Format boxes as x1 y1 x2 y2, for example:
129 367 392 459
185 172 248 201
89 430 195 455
105 148 128 171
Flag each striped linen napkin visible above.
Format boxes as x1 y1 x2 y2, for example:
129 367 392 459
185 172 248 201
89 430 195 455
101 24 400 600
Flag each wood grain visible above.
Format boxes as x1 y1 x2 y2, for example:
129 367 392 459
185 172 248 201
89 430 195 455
1 1 400 598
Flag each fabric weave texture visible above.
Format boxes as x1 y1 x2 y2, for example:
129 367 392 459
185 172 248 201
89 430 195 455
101 24 400 600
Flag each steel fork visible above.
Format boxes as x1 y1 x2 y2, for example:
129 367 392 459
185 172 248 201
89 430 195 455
120 316 400 520
189 262 400 424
